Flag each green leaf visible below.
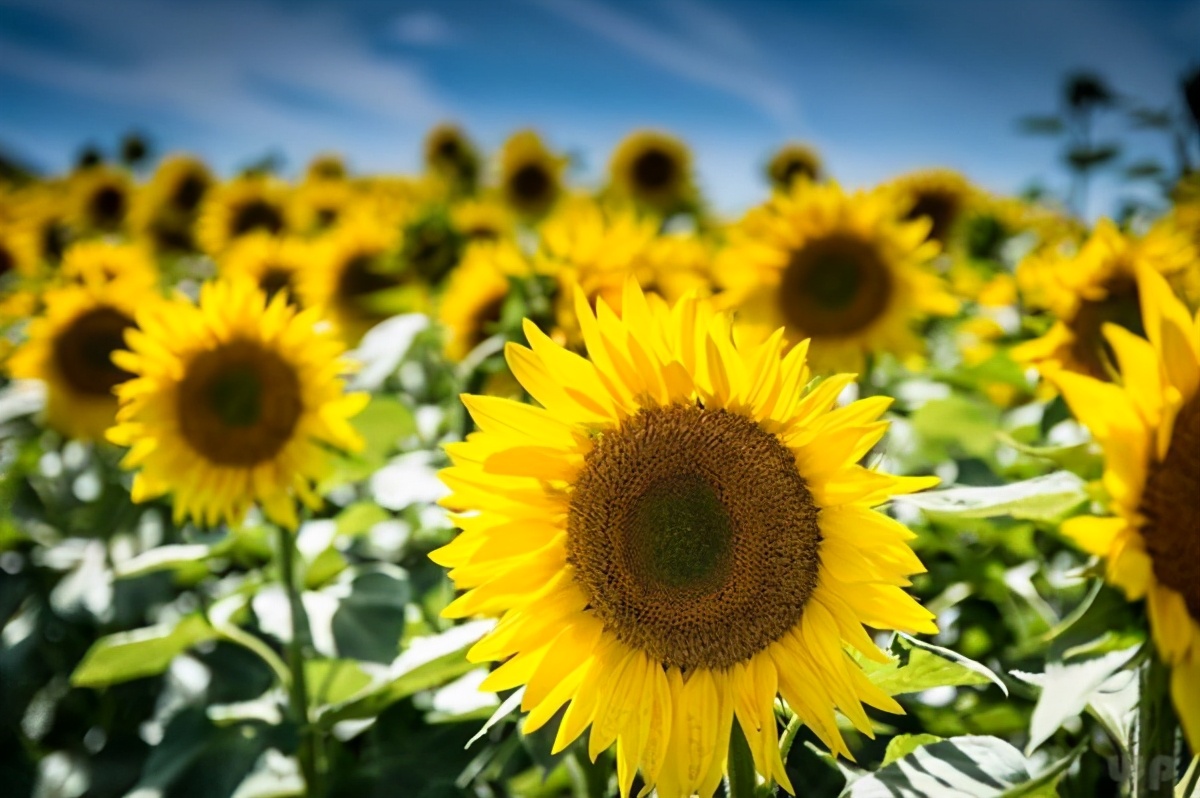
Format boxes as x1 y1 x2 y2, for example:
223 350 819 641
861 634 1008 697
882 734 944 767
335 501 390 537
841 736 1081 797
72 614 217 687
995 432 1101 477
895 471 1088 522
911 395 1003 461
306 659 375 708
467 687 525 748
326 396 416 485
1010 646 1139 754
329 567 411 663
114 543 213 579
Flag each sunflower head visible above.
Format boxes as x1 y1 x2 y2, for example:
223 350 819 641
398 206 467 285
128 157 213 255
107 277 367 528
438 241 529 361
889 169 975 246
608 130 694 212
1049 264 1200 752
450 197 513 242
288 178 359 234
14 189 72 265
69 167 133 234
306 152 348 182
196 176 291 256
298 215 428 344
60 239 159 293
0 223 41 283
721 181 956 373
498 130 565 219
8 272 154 440
219 233 311 306
766 143 823 191
434 280 937 796
425 123 481 194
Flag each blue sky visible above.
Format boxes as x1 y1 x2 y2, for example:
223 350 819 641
1 0 1197 215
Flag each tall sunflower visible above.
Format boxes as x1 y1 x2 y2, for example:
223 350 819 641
297 216 428 344
196 176 291 256
888 169 975 246
439 241 528 361
60 240 159 291
425 123 480 194
1047 265 1200 751
498 130 565 219
69 167 133 234
434 280 937 797
219 233 311 306
1014 219 1196 381
608 130 694 213
7 272 151 441
720 181 958 374
107 277 367 528
766 143 823 191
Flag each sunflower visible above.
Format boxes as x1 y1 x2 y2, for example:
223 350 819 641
608 130 694 213
720 181 957 374
425 123 481 194
433 280 937 797
196 176 291 256
0 223 41 283
60 240 159 292
439 241 528 361
128 157 213 254
289 178 359 235
498 130 565 219
398 206 468 285
766 143 823 191
298 216 427 344
107 277 367 528
1048 265 1200 751
219 233 311 306
7 272 152 440
69 167 133 234
1014 219 1196 381
305 152 348 182
451 198 514 242
888 169 975 246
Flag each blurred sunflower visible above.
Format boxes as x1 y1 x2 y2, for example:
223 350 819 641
1048 265 1200 751
498 130 565 219
305 152 348 182
451 198 513 242
1014 219 1196 381
127 157 213 254
8 273 150 440
0 223 41 282
608 130 693 213
288 178 358 235
434 281 937 798
298 216 427 343
107 277 367 528
721 181 957 373
399 207 467 285
60 240 159 291
644 231 717 303
425 123 480 194
219 233 310 306
766 143 823 191
196 176 290 256
69 167 133 234
889 169 975 246
439 241 529 361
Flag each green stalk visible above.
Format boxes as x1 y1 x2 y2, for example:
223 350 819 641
278 526 320 796
727 722 758 798
1134 648 1176 798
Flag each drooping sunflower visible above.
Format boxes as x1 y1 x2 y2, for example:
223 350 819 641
888 169 975 247
439 241 529 361
219 233 311 306
720 181 958 374
7 272 152 440
297 216 428 344
68 167 133 234
1048 265 1200 751
1014 218 1196 381
107 277 367 528
196 176 291 256
434 280 937 798
498 130 566 219
608 130 694 213
60 240 159 292
425 123 481 194
766 143 823 191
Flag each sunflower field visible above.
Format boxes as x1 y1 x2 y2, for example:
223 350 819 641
1 99 1199 798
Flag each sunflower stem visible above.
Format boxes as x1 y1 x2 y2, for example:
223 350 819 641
278 525 321 796
727 722 759 798
777 713 804 768
1133 646 1176 798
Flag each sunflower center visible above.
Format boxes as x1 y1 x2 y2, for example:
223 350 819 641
41 222 67 262
469 293 507 348
780 234 893 337
1069 276 1144 380
173 175 207 214
52 307 136 397
315 208 339 229
568 404 821 670
337 254 403 319
259 267 294 302
632 148 676 192
1139 393 1200 622
510 164 551 204
90 187 126 228
779 158 816 186
906 190 960 244
0 245 13 278
177 340 302 466
231 200 284 238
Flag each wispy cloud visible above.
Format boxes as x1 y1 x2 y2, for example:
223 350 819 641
388 10 458 47
523 0 799 127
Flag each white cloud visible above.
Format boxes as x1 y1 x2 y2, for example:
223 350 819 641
388 10 458 46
